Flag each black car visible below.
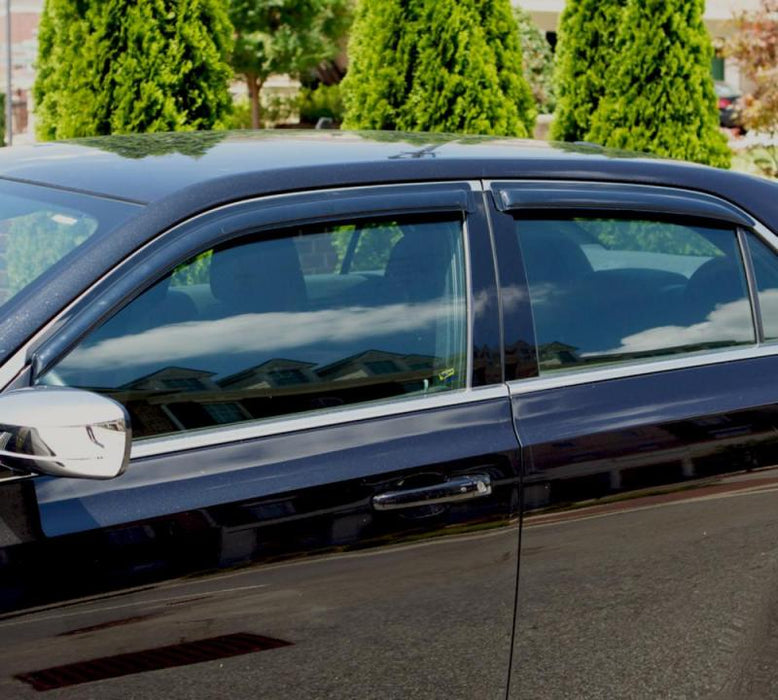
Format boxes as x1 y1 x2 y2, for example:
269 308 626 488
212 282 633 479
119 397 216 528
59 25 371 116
1 131 778 698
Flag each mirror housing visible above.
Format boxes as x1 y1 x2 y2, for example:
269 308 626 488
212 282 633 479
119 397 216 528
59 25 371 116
0 387 130 479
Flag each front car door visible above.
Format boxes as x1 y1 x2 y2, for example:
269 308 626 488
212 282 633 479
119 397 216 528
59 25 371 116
490 182 778 698
0 183 520 698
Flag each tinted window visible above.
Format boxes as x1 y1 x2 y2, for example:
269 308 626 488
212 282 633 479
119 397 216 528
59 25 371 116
39 217 467 438
746 233 778 341
517 217 754 372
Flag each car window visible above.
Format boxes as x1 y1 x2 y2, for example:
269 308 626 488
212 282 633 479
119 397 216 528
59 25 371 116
0 181 138 309
516 217 754 372
38 216 468 438
745 233 778 341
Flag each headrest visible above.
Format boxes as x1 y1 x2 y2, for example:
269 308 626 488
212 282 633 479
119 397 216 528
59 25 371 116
519 223 593 286
210 236 307 313
384 223 456 301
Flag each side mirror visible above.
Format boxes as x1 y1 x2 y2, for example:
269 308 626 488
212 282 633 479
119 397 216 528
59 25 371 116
0 387 130 479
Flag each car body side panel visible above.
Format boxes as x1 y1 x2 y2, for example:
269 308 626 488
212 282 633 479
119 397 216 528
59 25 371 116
509 355 778 698
0 399 520 699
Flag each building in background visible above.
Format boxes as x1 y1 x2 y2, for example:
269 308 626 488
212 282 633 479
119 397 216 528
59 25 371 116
0 0 42 142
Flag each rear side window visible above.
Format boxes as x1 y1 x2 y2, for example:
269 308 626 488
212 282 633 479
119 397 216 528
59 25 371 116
516 217 754 372
39 216 468 438
745 233 778 341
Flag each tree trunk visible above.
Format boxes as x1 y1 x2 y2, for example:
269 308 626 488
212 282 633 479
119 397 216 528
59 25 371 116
247 74 262 129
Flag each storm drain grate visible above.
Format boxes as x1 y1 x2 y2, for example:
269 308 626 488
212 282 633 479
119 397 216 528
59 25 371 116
16 632 292 691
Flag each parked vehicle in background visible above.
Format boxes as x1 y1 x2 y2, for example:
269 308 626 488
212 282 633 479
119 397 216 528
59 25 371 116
2 131 778 697
715 81 745 130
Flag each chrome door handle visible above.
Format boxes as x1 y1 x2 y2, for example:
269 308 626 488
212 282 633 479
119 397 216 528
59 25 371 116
372 474 492 511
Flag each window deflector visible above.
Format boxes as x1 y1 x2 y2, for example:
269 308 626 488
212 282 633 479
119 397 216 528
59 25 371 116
492 183 754 228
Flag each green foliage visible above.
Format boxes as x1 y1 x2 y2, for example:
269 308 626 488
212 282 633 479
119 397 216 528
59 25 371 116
342 0 536 137
74 131 228 158
350 226 402 271
586 0 731 168
576 218 721 256
171 250 212 286
514 5 555 114
34 0 233 141
331 224 403 272
340 0 412 130
298 84 344 124
224 99 253 130
225 94 298 129
550 0 627 141
229 0 352 128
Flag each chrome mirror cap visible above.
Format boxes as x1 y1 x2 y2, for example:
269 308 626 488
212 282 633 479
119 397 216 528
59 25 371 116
0 387 131 479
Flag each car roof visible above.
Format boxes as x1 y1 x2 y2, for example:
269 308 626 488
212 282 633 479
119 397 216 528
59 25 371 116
0 128 764 202
0 130 647 204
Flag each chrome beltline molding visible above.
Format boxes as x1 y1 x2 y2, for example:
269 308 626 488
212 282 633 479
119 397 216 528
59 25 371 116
131 384 509 459
508 343 778 396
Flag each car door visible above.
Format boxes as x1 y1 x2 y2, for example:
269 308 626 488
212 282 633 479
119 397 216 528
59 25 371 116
0 183 521 699
489 182 778 698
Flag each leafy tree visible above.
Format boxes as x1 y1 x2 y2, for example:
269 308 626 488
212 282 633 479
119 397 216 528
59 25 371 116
34 0 102 140
514 4 555 114
587 0 730 168
298 84 344 125
339 0 411 130
550 0 626 141
343 0 535 137
229 0 352 129
34 0 233 141
727 0 778 176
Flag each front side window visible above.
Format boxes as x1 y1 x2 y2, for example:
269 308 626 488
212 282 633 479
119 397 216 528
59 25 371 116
39 216 468 438
516 216 754 372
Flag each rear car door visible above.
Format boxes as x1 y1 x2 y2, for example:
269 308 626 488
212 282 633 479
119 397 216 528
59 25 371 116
489 182 778 698
0 183 520 698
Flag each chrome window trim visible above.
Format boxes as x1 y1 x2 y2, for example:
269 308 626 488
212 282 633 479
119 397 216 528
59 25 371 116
131 385 509 459
507 343 778 396
463 216 474 387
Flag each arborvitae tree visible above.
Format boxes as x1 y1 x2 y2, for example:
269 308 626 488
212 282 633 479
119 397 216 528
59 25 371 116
342 0 535 137
229 0 352 129
514 5 555 114
587 0 731 168
34 0 233 141
340 0 414 130
34 0 102 140
550 0 626 141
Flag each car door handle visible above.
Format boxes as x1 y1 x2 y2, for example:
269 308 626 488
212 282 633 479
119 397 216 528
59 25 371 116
372 474 492 511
